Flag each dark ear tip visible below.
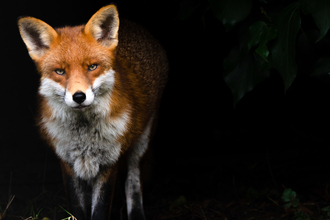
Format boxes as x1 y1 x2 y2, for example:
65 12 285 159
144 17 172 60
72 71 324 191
108 2 118 7
104 4 119 14
17 16 27 24
17 16 35 27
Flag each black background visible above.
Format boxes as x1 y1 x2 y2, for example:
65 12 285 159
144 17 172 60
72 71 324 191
1 0 330 219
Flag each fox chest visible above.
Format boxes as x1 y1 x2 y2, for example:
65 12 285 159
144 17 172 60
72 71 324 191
43 112 130 180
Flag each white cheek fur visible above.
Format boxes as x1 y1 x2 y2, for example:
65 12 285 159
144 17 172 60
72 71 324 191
93 69 115 95
84 87 95 106
64 90 75 107
39 77 66 101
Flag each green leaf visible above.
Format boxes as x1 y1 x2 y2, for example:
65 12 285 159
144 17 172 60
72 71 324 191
281 188 299 209
36 208 43 217
177 0 200 20
294 211 306 220
300 0 318 14
224 49 268 106
169 195 187 211
270 2 301 92
253 51 271 71
292 198 299 207
281 188 296 202
224 45 243 74
283 202 292 208
248 21 268 50
248 22 277 49
322 205 330 212
259 27 277 46
255 44 269 61
248 21 277 61
300 0 330 42
208 0 253 30
312 57 330 76
59 205 73 216
173 195 187 206
313 5 330 42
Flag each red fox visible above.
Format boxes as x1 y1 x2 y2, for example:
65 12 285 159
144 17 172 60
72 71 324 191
18 4 168 220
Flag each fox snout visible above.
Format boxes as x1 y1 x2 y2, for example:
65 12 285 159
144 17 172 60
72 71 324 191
64 87 95 109
72 92 86 104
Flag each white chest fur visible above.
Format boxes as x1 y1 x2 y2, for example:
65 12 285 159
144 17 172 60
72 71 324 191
44 109 130 180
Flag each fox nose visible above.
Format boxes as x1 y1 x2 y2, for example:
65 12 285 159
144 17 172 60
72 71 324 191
73 92 86 104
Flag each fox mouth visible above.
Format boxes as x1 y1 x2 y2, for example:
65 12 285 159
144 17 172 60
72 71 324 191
73 105 90 110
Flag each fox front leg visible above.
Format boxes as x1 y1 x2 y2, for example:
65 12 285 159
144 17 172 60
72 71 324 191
61 161 118 220
91 165 118 220
125 117 154 220
60 161 90 220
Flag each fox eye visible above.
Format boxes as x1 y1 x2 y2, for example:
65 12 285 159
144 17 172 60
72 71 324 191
88 64 98 71
55 69 65 75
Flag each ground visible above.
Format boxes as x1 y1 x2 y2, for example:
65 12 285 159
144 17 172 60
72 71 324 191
1 106 330 220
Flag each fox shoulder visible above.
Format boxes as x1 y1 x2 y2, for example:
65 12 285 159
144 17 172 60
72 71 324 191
117 19 168 99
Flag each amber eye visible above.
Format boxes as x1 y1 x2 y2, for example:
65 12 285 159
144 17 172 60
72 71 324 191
55 69 65 75
88 64 98 71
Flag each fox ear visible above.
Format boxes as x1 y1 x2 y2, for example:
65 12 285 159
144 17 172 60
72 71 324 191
85 5 119 48
18 17 57 60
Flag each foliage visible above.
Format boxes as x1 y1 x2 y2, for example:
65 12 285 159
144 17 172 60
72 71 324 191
322 205 330 218
23 207 43 220
281 188 330 220
169 195 188 211
178 0 330 106
0 196 14 220
282 188 299 209
59 205 76 220
281 188 307 220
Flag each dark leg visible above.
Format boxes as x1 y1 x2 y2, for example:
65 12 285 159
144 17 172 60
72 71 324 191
91 164 118 220
61 161 91 220
61 161 119 220
125 166 146 220
125 117 154 220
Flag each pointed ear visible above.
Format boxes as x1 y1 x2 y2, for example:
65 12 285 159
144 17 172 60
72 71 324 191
18 17 57 60
84 5 119 48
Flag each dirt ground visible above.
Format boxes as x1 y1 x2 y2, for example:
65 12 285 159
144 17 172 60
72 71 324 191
1 104 330 220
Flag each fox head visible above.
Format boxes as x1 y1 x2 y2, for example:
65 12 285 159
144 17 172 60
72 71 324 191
18 5 120 111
